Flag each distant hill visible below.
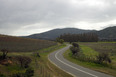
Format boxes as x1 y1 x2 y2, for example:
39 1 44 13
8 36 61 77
0 34 56 52
96 26 116 39
26 28 94 40
24 26 116 40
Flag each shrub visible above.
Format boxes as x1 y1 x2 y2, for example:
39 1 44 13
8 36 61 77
10 72 25 77
72 43 79 48
16 56 32 68
70 46 80 55
0 73 5 77
0 49 8 59
25 68 34 77
96 52 111 64
56 38 64 44
33 52 40 57
10 68 34 77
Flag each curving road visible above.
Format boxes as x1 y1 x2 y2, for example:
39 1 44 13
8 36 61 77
48 45 113 77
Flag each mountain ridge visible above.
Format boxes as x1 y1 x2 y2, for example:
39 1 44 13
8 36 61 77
26 28 95 40
24 26 116 40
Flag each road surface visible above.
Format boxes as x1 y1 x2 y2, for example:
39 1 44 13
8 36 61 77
48 45 113 77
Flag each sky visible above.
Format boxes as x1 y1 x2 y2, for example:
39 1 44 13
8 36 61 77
0 0 116 36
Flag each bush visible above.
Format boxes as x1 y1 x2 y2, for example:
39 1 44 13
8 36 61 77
56 38 64 44
10 72 25 77
25 68 34 77
96 52 111 64
72 43 79 48
0 49 9 59
33 52 40 57
10 68 34 77
0 73 5 77
70 46 80 55
16 56 32 68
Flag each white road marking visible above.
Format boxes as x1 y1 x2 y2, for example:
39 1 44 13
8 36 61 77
55 48 98 77
48 56 76 77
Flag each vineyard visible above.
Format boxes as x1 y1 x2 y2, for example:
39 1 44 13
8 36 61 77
0 35 56 52
0 35 72 77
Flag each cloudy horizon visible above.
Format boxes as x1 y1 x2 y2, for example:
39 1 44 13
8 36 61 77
0 0 116 36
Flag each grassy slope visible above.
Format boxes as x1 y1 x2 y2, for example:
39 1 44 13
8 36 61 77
0 35 72 77
64 43 116 77
80 45 98 58
32 44 73 77
0 44 72 77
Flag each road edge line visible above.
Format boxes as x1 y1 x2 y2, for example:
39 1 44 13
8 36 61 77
55 46 98 77
48 54 76 77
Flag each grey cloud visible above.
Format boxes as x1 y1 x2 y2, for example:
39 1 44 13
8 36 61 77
0 0 116 35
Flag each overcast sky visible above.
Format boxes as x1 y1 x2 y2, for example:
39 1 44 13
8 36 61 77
0 0 116 36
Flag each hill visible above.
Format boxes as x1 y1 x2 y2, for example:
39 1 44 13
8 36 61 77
26 28 93 40
25 26 116 40
96 26 116 39
0 34 56 52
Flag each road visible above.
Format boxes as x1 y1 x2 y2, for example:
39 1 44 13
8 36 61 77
48 45 113 77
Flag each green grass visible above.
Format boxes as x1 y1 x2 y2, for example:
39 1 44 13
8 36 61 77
64 44 116 77
0 44 73 77
80 45 98 58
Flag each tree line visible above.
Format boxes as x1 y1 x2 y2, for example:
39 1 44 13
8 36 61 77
58 33 98 42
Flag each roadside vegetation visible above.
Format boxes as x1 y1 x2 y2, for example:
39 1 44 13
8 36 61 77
64 42 116 77
0 35 72 77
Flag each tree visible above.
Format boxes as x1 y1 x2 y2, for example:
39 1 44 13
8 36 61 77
70 46 80 55
59 39 64 44
96 52 111 64
58 33 99 42
16 56 32 68
56 38 64 44
72 43 79 48
1 49 8 59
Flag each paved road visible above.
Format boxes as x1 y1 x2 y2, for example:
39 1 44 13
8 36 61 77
48 45 113 77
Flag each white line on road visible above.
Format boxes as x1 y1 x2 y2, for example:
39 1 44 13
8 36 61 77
55 48 98 77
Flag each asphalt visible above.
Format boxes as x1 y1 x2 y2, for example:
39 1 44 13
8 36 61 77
48 45 114 77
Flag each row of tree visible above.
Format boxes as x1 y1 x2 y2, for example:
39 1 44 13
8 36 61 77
58 33 98 42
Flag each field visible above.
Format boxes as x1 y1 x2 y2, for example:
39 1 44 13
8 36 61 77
0 44 72 77
0 35 72 77
80 42 116 56
64 42 116 77
0 35 56 52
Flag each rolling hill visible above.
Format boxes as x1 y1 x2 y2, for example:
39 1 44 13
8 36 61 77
96 26 116 39
25 26 116 40
26 28 94 40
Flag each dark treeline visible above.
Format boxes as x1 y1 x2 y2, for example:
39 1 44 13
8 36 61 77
100 38 116 42
58 33 98 42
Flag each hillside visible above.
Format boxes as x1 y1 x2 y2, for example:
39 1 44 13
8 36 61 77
0 35 71 77
25 26 116 40
0 34 56 52
26 28 93 40
96 26 116 39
